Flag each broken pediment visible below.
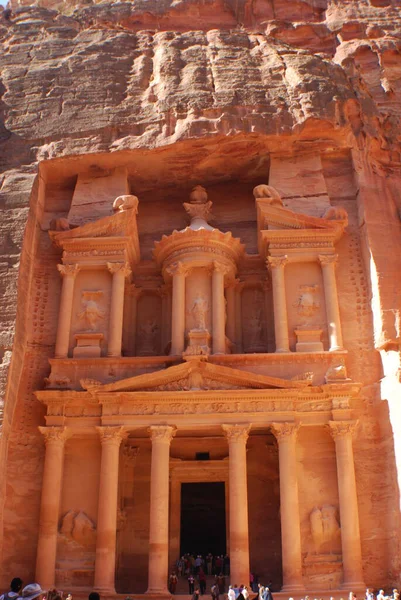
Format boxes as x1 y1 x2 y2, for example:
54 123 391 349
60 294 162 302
254 186 347 255
80 359 313 393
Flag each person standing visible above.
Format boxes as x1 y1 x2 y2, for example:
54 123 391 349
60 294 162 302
199 569 207 596
192 589 200 600
188 575 195 595
228 585 236 600
169 572 178 594
211 583 219 600
0 579 23 600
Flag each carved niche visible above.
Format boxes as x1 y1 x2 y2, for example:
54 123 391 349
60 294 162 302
136 293 162 356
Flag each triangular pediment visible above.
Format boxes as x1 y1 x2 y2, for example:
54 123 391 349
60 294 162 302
80 359 313 393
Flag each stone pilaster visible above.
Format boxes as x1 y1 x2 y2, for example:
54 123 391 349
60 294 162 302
147 425 177 594
55 264 80 358
222 424 251 586
319 254 344 351
94 426 127 593
212 262 229 354
225 280 236 347
328 421 364 589
268 256 290 353
36 427 71 588
271 422 304 592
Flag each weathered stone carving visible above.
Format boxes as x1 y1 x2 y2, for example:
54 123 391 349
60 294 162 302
190 295 209 331
183 185 213 226
253 184 284 206
77 291 105 331
322 206 348 223
113 194 139 212
59 510 96 546
310 505 340 554
325 360 348 383
294 285 320 318
138 318 159 355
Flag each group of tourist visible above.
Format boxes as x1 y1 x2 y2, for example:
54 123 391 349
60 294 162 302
0 581 75 600
176 554 231 577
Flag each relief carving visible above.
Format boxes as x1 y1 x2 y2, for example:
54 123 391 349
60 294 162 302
59 510 96 547
294 285 320 319
190 295 209 331
310 505 341 555
77 291 105 331
253 184 284 206
138 318 159 356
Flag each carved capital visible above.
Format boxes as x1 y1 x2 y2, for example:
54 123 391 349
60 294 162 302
148 425 177 443
57 264 80 278
107 262 132 278
267 256 288 270
222 423 251 443
96 426 127 446
166 262 188 278
39 426 71 445
327 420 357 440
319 254 338 267
213 261 231 276
271 422 300 441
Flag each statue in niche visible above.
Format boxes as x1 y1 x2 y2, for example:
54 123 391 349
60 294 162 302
59 510 96 546
294 285 320 321
190 295 209 331
245 289 265 351
310 505 340 554
139 318 159 355
77 291 105 331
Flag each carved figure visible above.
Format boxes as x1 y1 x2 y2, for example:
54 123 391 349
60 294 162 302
310 505 340 554
322 505 340 541
310 507 324 550
139 318 158 355
59 510 96 546
325 361 348 382
49 217 70 231
253 184 284 206
190 295 209 330
77 299 105 331
294 285 320 319
322 206 348 222
113 194 138 212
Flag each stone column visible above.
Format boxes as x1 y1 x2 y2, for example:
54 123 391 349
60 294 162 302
168 262 187 355
225 281 236 347
222 424 251 586
36 427 71 588
271 423 304 592
267 256 290 353
328 421 364 589
212 262 228 354
147 425 177 594
55 264 80 358
159 283 171 355
319 254 344 351
235 281 244 353
107 262 132 357
94 426 126 593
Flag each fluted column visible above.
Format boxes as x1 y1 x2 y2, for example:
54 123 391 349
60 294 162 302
168 262 187 355
225 281 236 347
36 427 71 588
147 425 177 594
268 256 290 353
212 262 228 354
319 254 344 351
107 263 132 357
271 422 304 592
328 421 364 589
55 264 80 358
222 424 251 586
94 426 127 593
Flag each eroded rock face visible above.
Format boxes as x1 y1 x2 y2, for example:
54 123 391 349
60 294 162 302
1 0 401 591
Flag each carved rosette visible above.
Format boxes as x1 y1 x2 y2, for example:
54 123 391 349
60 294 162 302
38 426 72 445
267 255 288 270
222 423 251 444
148 425 177 444
107 262 132 278
270 422 300 441
165 261 189 278
57 264 80 278
318 254 338 267
327 420 357 440
96 426 127 446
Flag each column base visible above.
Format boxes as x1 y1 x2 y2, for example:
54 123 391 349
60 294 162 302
329 346 344 352
340 581 366 591
281 583 305 593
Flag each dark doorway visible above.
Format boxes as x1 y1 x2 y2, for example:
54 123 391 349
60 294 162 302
180 482 226 556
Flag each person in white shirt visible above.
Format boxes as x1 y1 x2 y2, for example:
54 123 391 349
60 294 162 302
0 578 23 600
228 586 236 600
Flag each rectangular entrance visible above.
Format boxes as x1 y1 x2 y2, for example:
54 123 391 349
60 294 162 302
180 482 227 556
